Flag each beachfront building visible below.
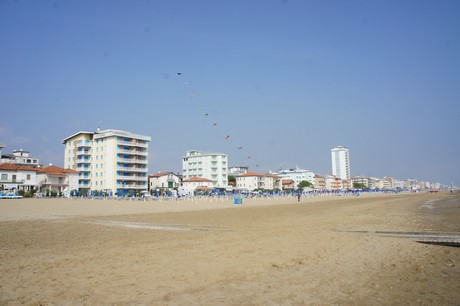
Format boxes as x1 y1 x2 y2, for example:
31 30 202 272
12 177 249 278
236 172 282 191
373 177 393 190
62 129 151 196
148 172 181 191
0 145 40 167
393 179 412 190
352 175 370 189
331 146 350 180
36 165 79 195
274 167 315 190
228 166 249 176
314 174 326 190
182 150 228 188
181 176 213 194
342 179 353 190
325 175 343 190
0 163 38 192
282 179 295 191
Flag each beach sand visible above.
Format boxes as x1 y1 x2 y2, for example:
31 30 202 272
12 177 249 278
0 192 459 305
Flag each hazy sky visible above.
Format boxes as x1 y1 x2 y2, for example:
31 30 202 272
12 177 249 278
1 0 459 185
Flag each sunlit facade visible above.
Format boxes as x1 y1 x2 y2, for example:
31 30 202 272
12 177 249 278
182 150 228 188
62 129 151 195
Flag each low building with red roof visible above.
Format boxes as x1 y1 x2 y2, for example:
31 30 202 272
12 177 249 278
36 165 79 195
282 179 295 191
181 176 214 193
0 163 38 191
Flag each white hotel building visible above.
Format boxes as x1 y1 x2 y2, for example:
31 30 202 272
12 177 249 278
62 129 151 196
274 167 315 189
331 146 350 180
182 150 228 188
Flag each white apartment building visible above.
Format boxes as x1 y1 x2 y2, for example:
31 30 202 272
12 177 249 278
274 168 315 189
331 146 350 180
228 166 248 176
0 145 40 167
236 172 282 191
182 150 228 188
62 129 151 196
0 163 37 191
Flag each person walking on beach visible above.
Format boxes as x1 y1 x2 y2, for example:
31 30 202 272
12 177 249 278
297 192 301 202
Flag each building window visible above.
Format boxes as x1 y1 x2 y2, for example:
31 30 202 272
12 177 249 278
27 174 31 180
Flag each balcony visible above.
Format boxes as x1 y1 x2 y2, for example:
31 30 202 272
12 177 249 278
76 142 91 148
117 140 148 148
0 179 24 184
117 167 148 173
77 150 91 156
117 149 148 156
76 166 91 171
117 175 147 181
116 183 146 189
117 158 148 164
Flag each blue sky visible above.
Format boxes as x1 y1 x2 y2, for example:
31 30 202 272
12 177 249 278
1 0 459 185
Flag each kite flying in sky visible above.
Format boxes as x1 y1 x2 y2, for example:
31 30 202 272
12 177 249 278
174 72 263 171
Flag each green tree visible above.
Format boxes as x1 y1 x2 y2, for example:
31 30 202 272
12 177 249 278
228 175 236 185
353 182 367 189
298 180 313 190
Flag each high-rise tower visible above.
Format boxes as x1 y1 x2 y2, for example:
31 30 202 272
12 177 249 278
331 146 350 180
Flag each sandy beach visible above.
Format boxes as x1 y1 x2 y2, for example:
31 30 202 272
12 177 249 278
0 192 459 305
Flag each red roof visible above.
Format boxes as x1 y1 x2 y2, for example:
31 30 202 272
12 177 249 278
150 171 174 178
282 179 294 185
238 172 265 177
0 163 37 171
37 165 78 175
182 176 213 183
